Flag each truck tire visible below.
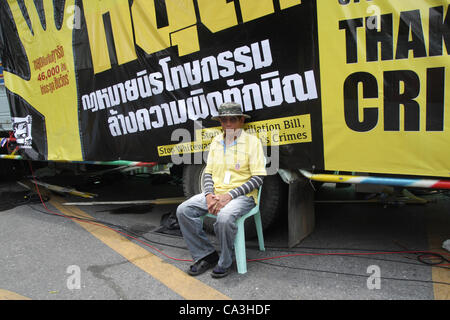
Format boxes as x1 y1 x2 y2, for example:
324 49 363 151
0 137 26 180
182 164 286 239
0 159 25 181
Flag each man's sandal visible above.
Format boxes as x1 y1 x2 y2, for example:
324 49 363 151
211 265 231 278
187 259 215 276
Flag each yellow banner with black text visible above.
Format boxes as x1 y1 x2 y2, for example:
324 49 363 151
317 0 449 177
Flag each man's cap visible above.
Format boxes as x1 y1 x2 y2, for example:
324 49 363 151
211 102 251 121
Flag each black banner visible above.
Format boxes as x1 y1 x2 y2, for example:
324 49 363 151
75 0 322 169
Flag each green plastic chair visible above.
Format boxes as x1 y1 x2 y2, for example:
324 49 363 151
201 186 265 274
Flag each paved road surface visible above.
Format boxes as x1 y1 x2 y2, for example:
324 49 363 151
0 170 449 304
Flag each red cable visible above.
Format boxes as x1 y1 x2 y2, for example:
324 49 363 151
26 161 450 266
27 161 193 262
247 250 450 262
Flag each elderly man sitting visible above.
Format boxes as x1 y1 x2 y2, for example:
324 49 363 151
176 102 267 278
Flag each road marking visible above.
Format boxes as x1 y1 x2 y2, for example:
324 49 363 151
0 289 31 300
427 209 450 300
50 197 230 300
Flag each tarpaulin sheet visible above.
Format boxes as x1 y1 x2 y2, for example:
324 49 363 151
0 0 448 177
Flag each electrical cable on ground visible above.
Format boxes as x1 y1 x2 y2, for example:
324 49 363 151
255 244 450 270
25 161 193 262
28 199 450 274
251 260 450 286
15 160 450 286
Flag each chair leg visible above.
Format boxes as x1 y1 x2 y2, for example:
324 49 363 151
254 213 265 251
234 222 247 274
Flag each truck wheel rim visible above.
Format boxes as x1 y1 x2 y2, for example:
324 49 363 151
198 165 206 193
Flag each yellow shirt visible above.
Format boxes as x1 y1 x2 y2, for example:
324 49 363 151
204 130 267 203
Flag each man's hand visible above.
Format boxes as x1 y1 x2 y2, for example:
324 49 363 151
206 193 218 214
210 194 232 215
